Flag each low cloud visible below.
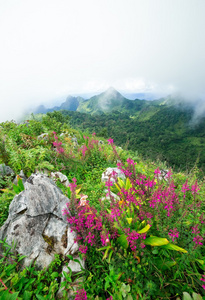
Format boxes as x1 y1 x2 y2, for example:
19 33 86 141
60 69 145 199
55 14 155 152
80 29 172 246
0 0 205 122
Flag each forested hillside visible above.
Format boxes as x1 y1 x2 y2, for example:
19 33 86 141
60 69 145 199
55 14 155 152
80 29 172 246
54 106 205 173
32 88 205 173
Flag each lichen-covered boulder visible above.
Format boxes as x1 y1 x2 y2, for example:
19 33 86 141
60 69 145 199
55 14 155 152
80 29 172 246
0 173 79 270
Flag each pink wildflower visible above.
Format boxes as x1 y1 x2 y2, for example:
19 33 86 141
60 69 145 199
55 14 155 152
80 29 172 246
126 158 136 165
75 288 87 300
85 232 95 246
117 162 124 168
191 180 200 195
182 180 189 199
100 230 110 246
105 180 113 188
57 147 64 153
165 169 172 179
69 178 77 192
154 167 161 175
192 224 200 234
80 145 88 157
200 276 205 290
193 235 203 247
79 245 88 254
168 228 179 242
107 138 114 145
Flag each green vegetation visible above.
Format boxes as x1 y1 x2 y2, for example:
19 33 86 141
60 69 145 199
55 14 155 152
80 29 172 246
0 112 204 299
57 104 205 173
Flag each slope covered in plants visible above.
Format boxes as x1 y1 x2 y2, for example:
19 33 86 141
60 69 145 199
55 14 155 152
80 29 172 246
0 113 204 299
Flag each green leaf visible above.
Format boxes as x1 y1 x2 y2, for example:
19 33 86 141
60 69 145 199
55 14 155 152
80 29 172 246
98 246 110 251
66 254 73 260
183 292 193 300
63 271 72 282
144 236 169 246
107 250 114 263
152 249 158 254
51 272 60 280
117 178 125 188
13 184 20 194
103 246 111 260
117 234 128 249
195 259 204 265
126 218 132 225
156 259 177 271
0 290 19 300
22 290 33 300
18 255 27 262
125 178 132 190
192 292 203 300
105 280 110 291
137 224 150 234
36 294 45 300
160 243 188 253
17 177 24 191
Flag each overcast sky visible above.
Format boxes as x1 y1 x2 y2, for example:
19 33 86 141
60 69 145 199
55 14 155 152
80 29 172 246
0 0 205 121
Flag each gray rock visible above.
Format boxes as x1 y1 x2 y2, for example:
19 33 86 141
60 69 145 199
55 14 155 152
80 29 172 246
37 133 48 140
56 259 84 299
101 167 125 183
159 169 169 181
101 189 120 202
51 172 70 187
71 136 78 146
0 164 15 177
0 174 78 271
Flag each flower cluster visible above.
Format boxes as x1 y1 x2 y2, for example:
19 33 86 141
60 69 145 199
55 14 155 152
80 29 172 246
63 138 204 298
75 288 87 300
191 180 200 195
127 230 146 251
168 228 179 242
79 135 100 157
79 245 88 254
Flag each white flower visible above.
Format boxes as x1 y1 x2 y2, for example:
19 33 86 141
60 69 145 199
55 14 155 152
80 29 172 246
79 195 88 206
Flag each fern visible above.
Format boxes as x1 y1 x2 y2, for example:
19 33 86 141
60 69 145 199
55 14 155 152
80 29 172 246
6 138 23 172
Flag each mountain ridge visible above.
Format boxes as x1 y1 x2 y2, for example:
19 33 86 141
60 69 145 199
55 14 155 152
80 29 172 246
33 87 168 116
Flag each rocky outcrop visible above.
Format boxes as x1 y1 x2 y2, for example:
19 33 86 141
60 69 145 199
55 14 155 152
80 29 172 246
0 174 80 271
